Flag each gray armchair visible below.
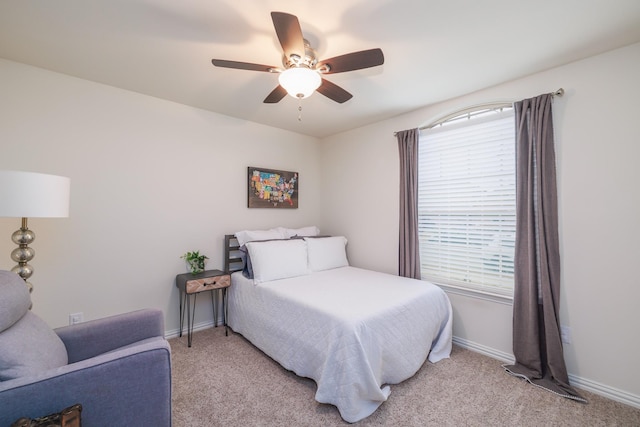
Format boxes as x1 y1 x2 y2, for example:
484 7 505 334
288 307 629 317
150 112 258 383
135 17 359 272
0 271 172 426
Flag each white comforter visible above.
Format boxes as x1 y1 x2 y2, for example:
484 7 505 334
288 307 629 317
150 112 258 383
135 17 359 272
227 266 453 422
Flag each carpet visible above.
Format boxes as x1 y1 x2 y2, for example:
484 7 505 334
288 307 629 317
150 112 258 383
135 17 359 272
170 326 640 426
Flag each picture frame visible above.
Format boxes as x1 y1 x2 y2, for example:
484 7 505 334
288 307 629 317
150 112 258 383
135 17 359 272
247 167 298 209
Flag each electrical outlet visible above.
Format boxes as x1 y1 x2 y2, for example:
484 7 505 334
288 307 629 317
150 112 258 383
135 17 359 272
560 325 572 344
69 312 83 325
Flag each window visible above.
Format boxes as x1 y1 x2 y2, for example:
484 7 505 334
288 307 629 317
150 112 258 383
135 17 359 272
418 105 515 298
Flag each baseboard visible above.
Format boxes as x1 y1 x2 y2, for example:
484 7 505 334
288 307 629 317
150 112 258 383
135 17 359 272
567 373 640 409
452 336 640 409
452 336 515 364
164 319 216 340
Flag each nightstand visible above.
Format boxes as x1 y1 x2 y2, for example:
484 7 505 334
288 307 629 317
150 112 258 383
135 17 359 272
175 269 231 347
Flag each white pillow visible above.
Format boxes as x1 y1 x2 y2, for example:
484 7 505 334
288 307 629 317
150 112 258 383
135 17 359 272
246 239 309 283
304 236 349 272
235 228 286 246
279 226 320 239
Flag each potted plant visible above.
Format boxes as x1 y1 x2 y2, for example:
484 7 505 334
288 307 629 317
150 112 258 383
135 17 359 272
181 250 209 274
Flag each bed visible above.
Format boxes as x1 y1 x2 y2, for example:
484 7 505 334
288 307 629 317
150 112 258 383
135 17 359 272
224 228 453 423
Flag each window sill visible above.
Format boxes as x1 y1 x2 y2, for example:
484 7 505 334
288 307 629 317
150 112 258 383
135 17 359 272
431 282 513 306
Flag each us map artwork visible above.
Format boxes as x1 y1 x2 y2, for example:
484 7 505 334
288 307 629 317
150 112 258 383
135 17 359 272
248 167 298 208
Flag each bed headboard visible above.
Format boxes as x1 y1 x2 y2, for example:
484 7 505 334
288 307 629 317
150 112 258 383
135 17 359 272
224 234 243 274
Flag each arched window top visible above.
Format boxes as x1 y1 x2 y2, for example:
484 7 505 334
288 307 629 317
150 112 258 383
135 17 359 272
422 102 513 131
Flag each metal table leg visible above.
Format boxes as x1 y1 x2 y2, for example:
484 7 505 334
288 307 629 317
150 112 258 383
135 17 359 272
211 289 217 327
187 292 197 348
223 287 228 336
178 287 184 337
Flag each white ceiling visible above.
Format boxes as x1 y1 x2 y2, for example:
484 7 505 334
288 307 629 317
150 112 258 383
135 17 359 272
1 0 640 138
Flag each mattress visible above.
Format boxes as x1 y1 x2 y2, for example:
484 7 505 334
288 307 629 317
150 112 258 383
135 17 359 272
227 265 453 422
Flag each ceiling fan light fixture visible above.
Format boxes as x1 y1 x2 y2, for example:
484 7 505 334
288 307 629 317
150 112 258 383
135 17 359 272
278 67 321 99
212 12 383 104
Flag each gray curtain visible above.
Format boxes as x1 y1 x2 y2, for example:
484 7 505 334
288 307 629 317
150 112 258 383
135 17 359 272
504 93 586 402
397 128 421 279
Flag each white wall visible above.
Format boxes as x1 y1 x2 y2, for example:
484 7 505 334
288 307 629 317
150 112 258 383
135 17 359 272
0 58 322 333
1 42 639 406
320 43 640 404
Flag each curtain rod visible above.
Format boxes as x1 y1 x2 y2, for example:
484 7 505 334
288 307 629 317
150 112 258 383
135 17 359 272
395 88 564 135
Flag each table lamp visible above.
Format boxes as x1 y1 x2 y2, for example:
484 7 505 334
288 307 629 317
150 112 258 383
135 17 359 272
0 170 70 294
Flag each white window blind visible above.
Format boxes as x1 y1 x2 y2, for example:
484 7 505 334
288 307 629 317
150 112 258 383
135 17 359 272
418 107 515 297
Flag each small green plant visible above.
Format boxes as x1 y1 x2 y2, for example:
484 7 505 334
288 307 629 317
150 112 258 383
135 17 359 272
181 250 209 274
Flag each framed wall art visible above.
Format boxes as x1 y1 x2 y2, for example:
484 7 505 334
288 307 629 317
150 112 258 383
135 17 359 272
247 167 298 208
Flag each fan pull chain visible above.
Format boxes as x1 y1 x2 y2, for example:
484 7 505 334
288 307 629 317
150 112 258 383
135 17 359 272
297 96 303 122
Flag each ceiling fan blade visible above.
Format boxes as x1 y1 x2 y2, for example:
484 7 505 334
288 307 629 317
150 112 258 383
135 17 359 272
271 12 305 60
264 85 288 103
317 48 384 74
211 59 276 72
316 79 353 103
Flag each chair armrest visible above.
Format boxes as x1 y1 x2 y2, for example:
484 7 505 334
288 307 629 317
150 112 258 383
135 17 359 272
0 338 172 427
55 308 165 363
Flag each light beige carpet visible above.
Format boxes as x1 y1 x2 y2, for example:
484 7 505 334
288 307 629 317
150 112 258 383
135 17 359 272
170 326 640 426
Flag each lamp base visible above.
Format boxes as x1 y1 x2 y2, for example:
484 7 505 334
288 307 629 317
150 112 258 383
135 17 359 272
10 218 35 293
9 272 33 293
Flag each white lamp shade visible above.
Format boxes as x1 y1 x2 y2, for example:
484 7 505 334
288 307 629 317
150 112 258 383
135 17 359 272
0 170 70 218
278 67 321 99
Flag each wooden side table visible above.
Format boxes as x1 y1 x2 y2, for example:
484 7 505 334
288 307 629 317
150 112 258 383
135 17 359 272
175 269 231 347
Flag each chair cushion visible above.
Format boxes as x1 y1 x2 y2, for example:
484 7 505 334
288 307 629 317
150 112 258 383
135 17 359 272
0 270 31 332
0 271 68 381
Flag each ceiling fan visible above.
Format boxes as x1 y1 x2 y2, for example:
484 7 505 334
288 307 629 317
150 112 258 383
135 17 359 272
211 11 384 104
